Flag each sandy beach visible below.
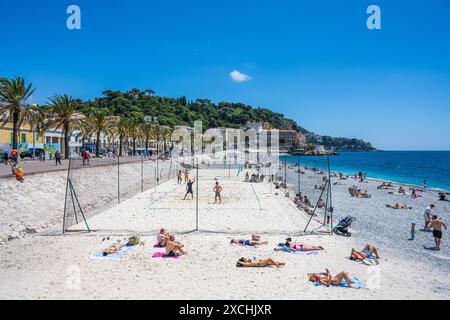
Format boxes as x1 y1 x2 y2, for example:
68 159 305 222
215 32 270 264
1 162 450 300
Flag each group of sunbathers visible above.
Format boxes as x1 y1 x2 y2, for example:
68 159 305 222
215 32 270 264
293 193 315 214
232 237 378 288
377 182 394 190
349 186 371 198
244 172 265 183
232 236 324 268
156 228 188 256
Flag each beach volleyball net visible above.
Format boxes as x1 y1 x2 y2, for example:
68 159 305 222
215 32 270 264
63 153 332 235
276 156 334 233
62 155 181 233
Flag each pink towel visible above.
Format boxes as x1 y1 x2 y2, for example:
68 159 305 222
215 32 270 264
152 252 180 259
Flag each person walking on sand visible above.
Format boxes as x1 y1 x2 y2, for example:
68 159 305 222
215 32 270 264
408 223 416 241
183 179 195 200
423 204 435 231
214 181 223 204
430 215 447 250
177 170 182 184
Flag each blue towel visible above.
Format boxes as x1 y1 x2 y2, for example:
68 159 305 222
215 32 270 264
91 244 134 261
276 243 319 255
312 275 365 289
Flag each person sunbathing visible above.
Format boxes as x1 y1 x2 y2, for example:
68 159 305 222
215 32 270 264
377 182 394 190
386 203 412 210
439 193 449 202
398 186 406 194
350 244 380 261
356 190 371 198
166 235 187 256
308 269 353 288
230 238 268 246
317 198 326 208
103 240 130 256
236 257 285 268
412 189 422 199
156 228 169 247
275 238 323 252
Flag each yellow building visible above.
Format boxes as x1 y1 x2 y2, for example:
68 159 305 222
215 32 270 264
0 122 45 152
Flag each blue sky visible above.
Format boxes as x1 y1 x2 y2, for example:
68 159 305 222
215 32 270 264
1 0 450 150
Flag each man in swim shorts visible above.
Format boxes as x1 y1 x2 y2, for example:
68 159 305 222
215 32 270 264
183 179 195 200
430 215 447 250
213 181 222 204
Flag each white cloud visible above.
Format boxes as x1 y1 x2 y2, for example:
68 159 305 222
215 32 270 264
230 70 252 82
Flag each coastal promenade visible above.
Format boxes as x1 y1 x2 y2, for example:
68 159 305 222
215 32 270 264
0 156 153 179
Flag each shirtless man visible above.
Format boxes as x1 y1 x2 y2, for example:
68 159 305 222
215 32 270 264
350 244 381 261
430 215 447 250
183 179 195 200
214 181 223 204
165 234 187 256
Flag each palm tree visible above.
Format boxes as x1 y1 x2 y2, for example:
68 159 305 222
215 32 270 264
48 94 84 158
140 122 154 153
84 108 111 156
22 106 51 158
115 117 129 156
0 77 35 150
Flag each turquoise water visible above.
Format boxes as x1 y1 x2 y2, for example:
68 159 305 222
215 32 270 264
284 151 450 191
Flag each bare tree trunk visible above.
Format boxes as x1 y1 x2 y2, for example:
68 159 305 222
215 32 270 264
64 122 70 159
96 130 101 157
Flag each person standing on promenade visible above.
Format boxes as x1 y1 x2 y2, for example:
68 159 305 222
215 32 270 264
423 204 435 231
214 181 223 204
177 170 182 184
430 215 447 250
55 151 62 166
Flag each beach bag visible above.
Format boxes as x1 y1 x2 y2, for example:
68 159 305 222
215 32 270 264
251 235 260 241
128 236 140 246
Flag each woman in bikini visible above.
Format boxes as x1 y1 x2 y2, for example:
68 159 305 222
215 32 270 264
166 235 187 256
275 238 323 252
308 269 353 288
230 238 268 246
350 244 380 261
236 257 285 268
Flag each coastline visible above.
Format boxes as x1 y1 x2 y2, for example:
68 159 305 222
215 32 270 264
1 165 449 299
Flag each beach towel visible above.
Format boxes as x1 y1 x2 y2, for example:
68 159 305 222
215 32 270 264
91 244 134 261
312 275 365 289
230 243 258 249
276 243 320 255
152 251 180 259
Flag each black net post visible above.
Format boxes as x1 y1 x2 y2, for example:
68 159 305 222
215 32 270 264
117 155 120 204
297 155 301 194
141 154 144 192
328 157 334 233
62 157 72 234
196 161 199 231
284 155 287 197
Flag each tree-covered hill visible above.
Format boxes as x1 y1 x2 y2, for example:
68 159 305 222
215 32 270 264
76 88 376 151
